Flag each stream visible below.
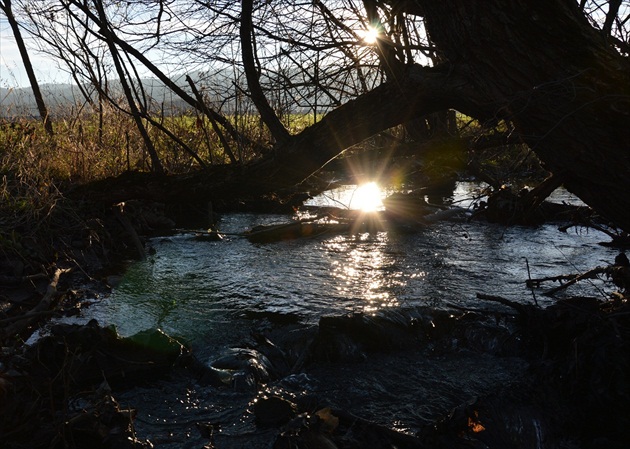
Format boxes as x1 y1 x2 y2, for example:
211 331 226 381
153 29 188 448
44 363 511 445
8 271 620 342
70 182 618 448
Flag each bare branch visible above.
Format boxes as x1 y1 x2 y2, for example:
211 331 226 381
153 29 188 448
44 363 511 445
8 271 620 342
240 0 290 144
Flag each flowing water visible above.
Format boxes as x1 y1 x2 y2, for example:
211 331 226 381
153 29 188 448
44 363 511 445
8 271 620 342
75 182 618 448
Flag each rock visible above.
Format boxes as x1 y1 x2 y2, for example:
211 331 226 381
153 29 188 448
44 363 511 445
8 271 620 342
22 321 187 388
209 347 275 387
254 395 297 428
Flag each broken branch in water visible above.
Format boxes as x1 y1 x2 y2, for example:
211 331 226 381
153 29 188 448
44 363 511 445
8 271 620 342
113 202 146 260
525 273 579 288
527 267 606 297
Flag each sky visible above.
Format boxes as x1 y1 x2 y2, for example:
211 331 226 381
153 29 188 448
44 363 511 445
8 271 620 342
0 13 174 90
0 16 69 88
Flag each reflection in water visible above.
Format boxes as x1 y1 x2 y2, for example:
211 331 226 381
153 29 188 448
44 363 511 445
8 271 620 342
326 232 402 311
349 182 385 211
84 183 616 343
77 183 619 449
305 181 387 211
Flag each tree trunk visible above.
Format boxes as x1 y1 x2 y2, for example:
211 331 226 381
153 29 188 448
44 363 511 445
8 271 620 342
240 66 475 193
1 0 54 136
73 0 630 235
403 0 630 231
240 0 290 145
70 66 473 206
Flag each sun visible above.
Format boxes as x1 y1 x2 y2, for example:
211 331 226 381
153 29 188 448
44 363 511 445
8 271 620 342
350 182 384 212
359 25 380 45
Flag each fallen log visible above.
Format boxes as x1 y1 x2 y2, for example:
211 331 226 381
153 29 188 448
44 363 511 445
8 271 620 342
245 207 467 243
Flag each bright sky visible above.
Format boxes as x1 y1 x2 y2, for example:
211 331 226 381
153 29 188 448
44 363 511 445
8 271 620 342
0 16 69 88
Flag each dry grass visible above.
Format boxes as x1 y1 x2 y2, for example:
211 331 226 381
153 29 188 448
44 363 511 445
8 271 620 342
0 104 301 264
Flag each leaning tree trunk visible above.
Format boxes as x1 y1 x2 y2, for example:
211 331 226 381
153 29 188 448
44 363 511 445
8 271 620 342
74 0 630 235
252 0 630 231
70 68 468 206
411 0 630 231
1 0 54 136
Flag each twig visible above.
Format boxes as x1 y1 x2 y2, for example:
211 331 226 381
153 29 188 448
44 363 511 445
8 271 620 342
559 221 617 239
543 266 606 296
524 257 538 306
526 273 579 288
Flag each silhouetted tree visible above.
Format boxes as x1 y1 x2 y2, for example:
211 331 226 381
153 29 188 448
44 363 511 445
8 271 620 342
9 0 630 232
0 0 54 136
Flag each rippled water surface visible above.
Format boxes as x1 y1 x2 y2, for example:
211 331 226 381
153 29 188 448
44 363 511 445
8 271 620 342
80 183 618 447
91 184 615 340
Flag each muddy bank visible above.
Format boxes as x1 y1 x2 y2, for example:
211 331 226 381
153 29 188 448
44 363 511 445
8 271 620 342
0 195 183 448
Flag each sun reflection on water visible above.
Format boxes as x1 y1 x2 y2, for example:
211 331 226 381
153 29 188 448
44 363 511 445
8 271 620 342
306 182 386 211
350 182 384 212
325 233 404 312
